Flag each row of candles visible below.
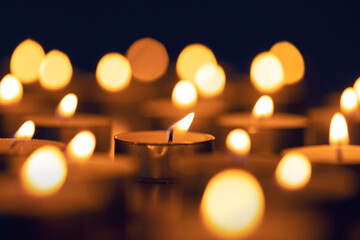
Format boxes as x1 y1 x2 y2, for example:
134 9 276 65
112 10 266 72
0 37 359 239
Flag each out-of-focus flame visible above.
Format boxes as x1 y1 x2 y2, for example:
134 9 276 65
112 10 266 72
66 130 96 163
194 63 226 97
270 41 305 85
126 37 169 82
275 152 311 190
39 50 73 90
340 87 358 114
96 53 132 92
56 93 78 119
0 74 23 105
10 39 45 84
176 43 217 81
21 145 67 197
201 169 265 239
250 52 284 93
172 80 198 108
353 77 360 99
329 112 349 145
226 129 251 156
252 95 274 119
14 120 35 139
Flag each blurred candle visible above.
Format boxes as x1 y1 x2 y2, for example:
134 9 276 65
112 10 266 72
66 130 96 163
226 128 251 162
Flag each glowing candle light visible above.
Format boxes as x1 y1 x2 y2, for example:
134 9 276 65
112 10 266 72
353 77 360 99
275 152 311 190
55 93 78 120
0 74 23 105
96 53 132 92
201 169 264 239
252 95 274 119
21 145 67 196
10 39 45 84
14 120 35 139
226 129 251 156
329 112 349 146
39 50 73 90
167 112 195 143
250 52 284 93
66 130 96 163
172 80 198 108
340 87 358 114
194 63 226 97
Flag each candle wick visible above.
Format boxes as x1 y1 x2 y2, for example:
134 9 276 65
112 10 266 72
168 128 174 143
336 145 343 163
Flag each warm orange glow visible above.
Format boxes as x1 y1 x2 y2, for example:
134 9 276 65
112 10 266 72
340 87 358 114
270 41 305 85
172 80 198 108
353 77 360 99
126 37 169 82
250 51 284 93
329 112 349 145
14 120 35 139
176 43 217 81
56 93 78 119
39 50 73 90
21 145 67 197
226 129 251 155
0 74 23 105
66 130 96 163
96 53 132 92
201 169 264 239
194 63 226 97
173 112 195 132
252 95 274 119
10 39 45 83
275 152 311 190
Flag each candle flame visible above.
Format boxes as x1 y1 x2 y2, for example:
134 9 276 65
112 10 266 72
194 63 226 97
250 51 284 93
353 77 360 99
340 87 358 114
56 93 78 119
200 169 264 239
14 120 35 139
66 130 96 163
172 80 198 108
275 152 311 190
167 112 195 142
252 95 274 119
329 112 349 145
21 145 67 197
226 129 251 156
0 74 23 105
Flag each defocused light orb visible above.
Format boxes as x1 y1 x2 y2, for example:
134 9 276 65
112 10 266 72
172 80 198 108
250 52 284 93
96 53 132 92
353 77 360 99
340 87 358 114
194 63 226 97
10 39 45 84
126 37 169 82
0 74 23 105
270 41 305 85
201 169 265 239
252 95 274 119
176 43 217 81
66 130 96 163
226 129 251 155
39 50 73 90
56 93 78 119
275 152 311 190
15 120 35 139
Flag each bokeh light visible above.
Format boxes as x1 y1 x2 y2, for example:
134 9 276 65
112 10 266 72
0 74 23 105
194 63 226 97
340 87 358 114
226 129 251 156
329 112 349 145
56 93 78 119
14 120 35 139
172 80 198 108
252 95 274 119
66 130 96 163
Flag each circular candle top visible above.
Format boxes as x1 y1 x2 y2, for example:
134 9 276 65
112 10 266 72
28 114 111 127
114 130 214 145
284 145 360 165
0 138 64 155
142 98 227 118
218 113 307 129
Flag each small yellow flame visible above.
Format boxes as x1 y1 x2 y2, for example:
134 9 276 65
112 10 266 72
194 63 226 97
275 152 311 190
340 87 358 114
21 145 67 197
15 120 35 139
226 129 251 155
10 39 45 84
329 112 349 145
353 77 360 99
0 74 23 105
252 95 274 119
250 52 284 93
172 80 198 108
176 43 217 81
56 93 78 119
201 169 264 239
66 130 96 163
96 53 132 92
173 112 195 132
39 50 73 90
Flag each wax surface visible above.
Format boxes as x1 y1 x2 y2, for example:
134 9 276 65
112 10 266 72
0 138 64 155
